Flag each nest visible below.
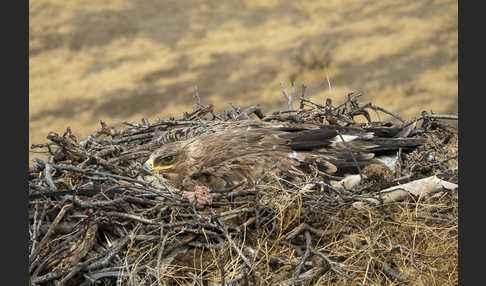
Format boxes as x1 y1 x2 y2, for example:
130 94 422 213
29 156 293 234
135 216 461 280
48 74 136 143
28 90 458 285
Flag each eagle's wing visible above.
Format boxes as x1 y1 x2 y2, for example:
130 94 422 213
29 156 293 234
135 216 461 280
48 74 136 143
180 151 306 191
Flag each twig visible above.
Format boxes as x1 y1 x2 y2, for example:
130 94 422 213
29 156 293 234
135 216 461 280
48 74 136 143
290 80 296 109
311 249 364 286
86 234 132 271
31 270 63 284
236 104 265 120
401 114 458 129
58 252 99 286
71 196 128 208
281 77 293 110
29 203 44 257
112 133 154 144
194 84 202 107
156 225 169 286
43 160 57 191
95 146 125 158
361 103 405 123
105 211 157 225
391 244 455 260
299 97 326 109
285 222 352 240
218 253 226 286
29 203 72 264
229 102 241 114
161 234 198 257
282 267 324 286
211 209 252 268
291 231 312 285
299 84 307 109
372 257 405 283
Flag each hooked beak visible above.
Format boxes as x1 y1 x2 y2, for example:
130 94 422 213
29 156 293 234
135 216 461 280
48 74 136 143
142 157 174 174
142 158 154 174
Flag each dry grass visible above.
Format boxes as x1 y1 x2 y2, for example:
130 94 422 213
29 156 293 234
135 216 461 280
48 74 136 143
29 0 457 165
97 187 457 285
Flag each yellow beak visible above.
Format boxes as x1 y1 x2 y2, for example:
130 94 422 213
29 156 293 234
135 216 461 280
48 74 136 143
143 158 173 173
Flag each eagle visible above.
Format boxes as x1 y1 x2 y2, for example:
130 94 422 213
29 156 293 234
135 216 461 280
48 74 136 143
142 120 424 200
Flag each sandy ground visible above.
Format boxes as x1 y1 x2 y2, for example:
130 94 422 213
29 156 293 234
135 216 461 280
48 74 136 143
29 0 457 164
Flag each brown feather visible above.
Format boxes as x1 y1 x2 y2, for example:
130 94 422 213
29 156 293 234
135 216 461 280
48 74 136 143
145 120 425 190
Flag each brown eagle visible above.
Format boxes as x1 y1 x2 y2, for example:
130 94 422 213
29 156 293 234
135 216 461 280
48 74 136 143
142 120 424 194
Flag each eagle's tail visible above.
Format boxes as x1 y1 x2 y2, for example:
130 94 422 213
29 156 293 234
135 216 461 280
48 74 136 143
289 125 425 175
362 137 426 153
288 125 425 152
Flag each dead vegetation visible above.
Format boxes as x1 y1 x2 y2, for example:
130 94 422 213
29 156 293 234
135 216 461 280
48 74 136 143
28 87 458 285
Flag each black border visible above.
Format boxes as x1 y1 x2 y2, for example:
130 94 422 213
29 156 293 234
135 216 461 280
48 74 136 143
458 0 477 285
4 0 29 284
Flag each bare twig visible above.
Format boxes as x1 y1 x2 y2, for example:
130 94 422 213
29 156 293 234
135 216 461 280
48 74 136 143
372 256 405 283
401 114 458 129
29 203 72 264
105 211 157 225
311 249 364 286
299 84 308 109
291 231 312 285
43 160 57 191
281 77 293 110
236 104 265 120
194 84 202 107
211 209 252 268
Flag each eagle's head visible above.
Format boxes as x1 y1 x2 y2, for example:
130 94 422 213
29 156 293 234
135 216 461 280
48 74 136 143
142 142 196 186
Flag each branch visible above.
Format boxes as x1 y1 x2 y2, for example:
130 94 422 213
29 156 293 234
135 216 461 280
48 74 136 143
281 77 293 110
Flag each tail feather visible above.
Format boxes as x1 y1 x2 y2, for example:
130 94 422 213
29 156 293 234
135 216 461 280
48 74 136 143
286 124 425 175
363 127 402 138
365 138 426 152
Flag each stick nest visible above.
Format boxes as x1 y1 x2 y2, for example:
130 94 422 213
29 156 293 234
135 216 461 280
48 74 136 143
29 91 458 285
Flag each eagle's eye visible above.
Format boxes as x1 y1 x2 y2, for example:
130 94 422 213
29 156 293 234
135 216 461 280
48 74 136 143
155 155 175 166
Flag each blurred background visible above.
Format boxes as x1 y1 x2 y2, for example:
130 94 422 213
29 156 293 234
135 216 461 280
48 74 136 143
29 0 457 163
